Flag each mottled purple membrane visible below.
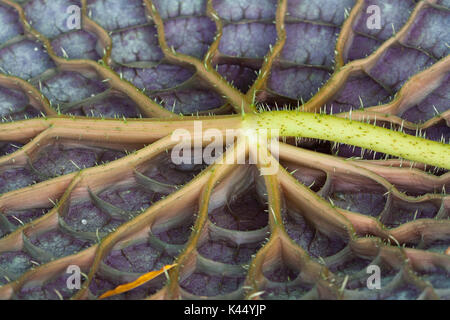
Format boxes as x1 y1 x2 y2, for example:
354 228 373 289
287 0 355 25
153 0 207 19
24 0 82 38
40 71 108 106
63 200 121 233
87 0 147 31
0 86 41 121
0 251 36 284
151 89 224 114
153 214 195 245
104 241 174 273
284 211 347 258
401 74 450 123
117 64 194 92
180 272 245 297
263 262 299 282
198 238 263 265
268 66 331 100
326 74 392 113
16 271 86 300
0 3 23 44
80 95 142 118
329 191 387 217
0 167 38 194
0 142 23 156
368 44 434 92
111 26 163 64
209 188 268 231
6 208 51 227
98 185 159 212
163 17 216 59
29 229 92 258
216 64 257 92
346 0 415 61
51 30 101 60
0 40 55 80
383 200 439 228
141 153 207 186
219 23 277 59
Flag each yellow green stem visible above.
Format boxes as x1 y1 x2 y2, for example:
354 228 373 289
244 111 450 170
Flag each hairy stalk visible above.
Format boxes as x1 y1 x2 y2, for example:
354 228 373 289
3 111 447 170
2 110 447 170
244 111 450 170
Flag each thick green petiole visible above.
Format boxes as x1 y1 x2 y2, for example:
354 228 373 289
243 111 450 170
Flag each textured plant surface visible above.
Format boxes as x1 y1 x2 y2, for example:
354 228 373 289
0 0 448 300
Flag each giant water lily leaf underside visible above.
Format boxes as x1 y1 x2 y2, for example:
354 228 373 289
0 0 448 300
